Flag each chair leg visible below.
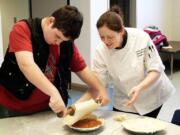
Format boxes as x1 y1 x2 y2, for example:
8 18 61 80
170 53 174 79
171 110 180 125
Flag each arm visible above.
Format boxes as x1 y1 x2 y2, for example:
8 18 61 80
126 69 160 107
126 35 164 107
75 67 109 105
76 91 93 103
15 51 66 114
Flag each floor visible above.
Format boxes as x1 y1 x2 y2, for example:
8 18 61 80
68 60 180 123
157 60 180 122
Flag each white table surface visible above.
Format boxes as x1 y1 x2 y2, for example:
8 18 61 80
0 109 180 135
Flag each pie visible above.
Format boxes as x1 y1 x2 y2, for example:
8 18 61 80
72 118 102 128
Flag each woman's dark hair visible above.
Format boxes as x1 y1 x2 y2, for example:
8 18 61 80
51 5 83 40
96 5 124 33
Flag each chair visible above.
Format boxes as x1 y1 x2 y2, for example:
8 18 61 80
171 109 180 126
160 41 180 79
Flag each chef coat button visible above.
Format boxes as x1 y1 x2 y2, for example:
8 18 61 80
25 83 29 87
37 53 40 56
8 72 12 76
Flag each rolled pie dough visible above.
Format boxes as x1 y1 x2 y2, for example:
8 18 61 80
63 99 100 125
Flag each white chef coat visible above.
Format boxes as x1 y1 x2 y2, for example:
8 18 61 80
92 28 175 115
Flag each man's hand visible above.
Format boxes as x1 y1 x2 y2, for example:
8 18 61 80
49 92 66 115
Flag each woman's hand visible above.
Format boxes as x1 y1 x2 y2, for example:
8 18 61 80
96 92 110 106
125 71 160 107
76 67 110 106
125 85 142 107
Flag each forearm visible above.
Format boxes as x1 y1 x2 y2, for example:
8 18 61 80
138 70 160 91
76 91 93 103
125 70 161 106
20 62 59 97
76 67 109 105
15 51 65 114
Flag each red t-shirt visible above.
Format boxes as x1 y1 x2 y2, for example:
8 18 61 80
0 21 86 113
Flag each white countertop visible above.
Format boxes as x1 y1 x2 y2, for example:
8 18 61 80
0 110 180 135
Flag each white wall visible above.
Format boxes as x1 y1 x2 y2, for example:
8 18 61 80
90 0 109 66
70 0 91 66
70 0 91 84
136 0 172 39
136 0 180 59
31 0 66 18
70 0 109 84
171 0 180 40
136 0 180 41
0 0 29 55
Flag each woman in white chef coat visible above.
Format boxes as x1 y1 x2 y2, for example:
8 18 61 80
92 5 175 118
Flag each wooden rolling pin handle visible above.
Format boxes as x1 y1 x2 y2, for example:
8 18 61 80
57 106 75 118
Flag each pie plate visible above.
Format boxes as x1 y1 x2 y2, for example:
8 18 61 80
121 117 166 134
68 115 104 132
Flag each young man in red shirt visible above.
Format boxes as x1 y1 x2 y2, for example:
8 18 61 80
0 5 109 118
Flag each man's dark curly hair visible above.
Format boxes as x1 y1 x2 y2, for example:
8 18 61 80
51 5 83 40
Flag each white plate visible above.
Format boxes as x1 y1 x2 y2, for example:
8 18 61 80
68 115 104 132
122 117 166 134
